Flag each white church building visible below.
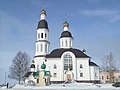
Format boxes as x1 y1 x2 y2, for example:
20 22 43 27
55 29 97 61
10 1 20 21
25 5 100 84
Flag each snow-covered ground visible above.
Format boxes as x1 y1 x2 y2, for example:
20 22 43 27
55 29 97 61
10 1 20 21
1 82 120 90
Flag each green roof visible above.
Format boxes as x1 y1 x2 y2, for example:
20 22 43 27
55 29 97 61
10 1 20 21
44 71 50 76
35 71 39 76
35 71 50 77
41 63 46 69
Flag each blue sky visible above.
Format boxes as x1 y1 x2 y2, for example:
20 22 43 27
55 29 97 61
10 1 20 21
0 0 120 84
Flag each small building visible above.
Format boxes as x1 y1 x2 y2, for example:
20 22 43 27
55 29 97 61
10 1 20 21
24 60 51 86
100 69 120 83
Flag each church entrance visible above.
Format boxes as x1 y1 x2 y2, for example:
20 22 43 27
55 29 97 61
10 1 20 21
64 68 74 83
67 74 72 81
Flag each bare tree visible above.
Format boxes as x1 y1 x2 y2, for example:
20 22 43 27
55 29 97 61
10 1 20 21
8 51 30 84
101 52 116 83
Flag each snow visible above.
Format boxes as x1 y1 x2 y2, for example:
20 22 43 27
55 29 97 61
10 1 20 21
1 82 120 90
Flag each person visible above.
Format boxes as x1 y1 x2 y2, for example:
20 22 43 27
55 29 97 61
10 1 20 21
7 82 9 88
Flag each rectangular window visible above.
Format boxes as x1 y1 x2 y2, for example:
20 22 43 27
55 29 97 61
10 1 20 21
37 78 39 83
80 73 83 77
53 73 57 77
102 76 104 80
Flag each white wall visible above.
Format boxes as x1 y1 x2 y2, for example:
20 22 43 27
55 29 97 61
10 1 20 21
90 66 100 80
77 58 90 81
34 57 46 72
46 58 63 81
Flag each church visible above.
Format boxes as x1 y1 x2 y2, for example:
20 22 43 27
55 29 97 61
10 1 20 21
25 5 100 85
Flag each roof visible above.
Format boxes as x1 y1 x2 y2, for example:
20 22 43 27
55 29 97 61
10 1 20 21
37 20 48 29
89 62 99 67
41 63 46 69
30 64 35 68
44 71 50 76
60 31 73 38
35 71 39 76
46 48 90 58
24 72 36 77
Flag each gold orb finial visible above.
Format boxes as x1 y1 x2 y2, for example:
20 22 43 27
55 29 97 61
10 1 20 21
32 60 35 63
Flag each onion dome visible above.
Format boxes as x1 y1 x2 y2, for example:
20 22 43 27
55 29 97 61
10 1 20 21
60 31 73 38
31 64 35 68
37 20 48 29
32 60 35 63
63 21 69 28
82 49 86 53
40 9 46 16
41 63 46 69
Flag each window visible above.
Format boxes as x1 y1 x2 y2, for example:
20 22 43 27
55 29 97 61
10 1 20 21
45 44 47 52
38 33 40 39
54 64 57 69
37 45 39 52
64 54 73 70
80 64 83 68
69 40 71 47
37 78 39 83
62 41 64 47
102 76 104 80
95 73 97 77
45 33 47 39
107 76 109 79
41 33 43 38
40 44 43 52
80 73 83 77
53 73 57 77
65 40 67 47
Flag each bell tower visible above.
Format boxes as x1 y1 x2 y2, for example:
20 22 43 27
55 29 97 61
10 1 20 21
34 4 50 71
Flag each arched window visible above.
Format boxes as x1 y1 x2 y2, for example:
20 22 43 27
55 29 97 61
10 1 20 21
41 33 43 38
65 40 67 47
40 44 43 52
62 41 64 47
54 64 57 69
45 44 47 52
37 45 39 52
38 33 40 39
64 54 73 70
45 33 47 39
80 64 83 68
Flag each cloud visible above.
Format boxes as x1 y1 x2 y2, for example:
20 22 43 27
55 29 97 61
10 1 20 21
80 9 117 16
110 15 120 22
79 9 120 22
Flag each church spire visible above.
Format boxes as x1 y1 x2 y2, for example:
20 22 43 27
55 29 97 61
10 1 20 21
40 3 46 20
63 14 69 31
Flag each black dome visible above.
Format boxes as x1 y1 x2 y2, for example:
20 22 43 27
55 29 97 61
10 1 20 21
37 20 48 29
31 64 35 68
60 31 73 38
